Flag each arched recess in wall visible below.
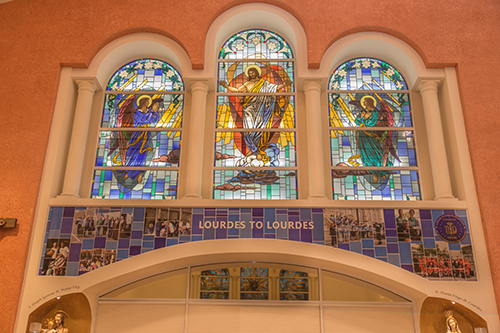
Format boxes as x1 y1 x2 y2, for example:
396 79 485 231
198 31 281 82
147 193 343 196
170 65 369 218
81 240 429 303
84 247 421 331
204 3 307 76
320 31 456 201
420 296 488 332
74 32 190 84
64 33 193 199
202 3 310 199
26 293 91 333
321 32 431 85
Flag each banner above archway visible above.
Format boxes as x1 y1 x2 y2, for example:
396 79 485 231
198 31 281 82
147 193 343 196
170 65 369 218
40 206 475 282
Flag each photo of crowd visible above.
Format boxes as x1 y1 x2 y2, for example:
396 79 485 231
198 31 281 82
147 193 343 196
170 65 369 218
79 249 117 275
69 207 194 276
41 239 70 276
143 207 192 237
396 209 422 242
324 208 386 247
72 208 132 242
412 243 476 281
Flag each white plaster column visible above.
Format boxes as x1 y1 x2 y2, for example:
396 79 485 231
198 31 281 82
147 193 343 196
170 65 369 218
183 81 209 199
304 80 327 199
418 80 456 200
59 79 98 198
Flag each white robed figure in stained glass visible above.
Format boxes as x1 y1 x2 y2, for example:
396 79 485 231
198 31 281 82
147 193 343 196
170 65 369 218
214 29 297 199
220 64 291 167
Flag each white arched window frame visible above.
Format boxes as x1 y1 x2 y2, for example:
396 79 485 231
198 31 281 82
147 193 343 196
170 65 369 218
52 34 192 201
321 34 459 202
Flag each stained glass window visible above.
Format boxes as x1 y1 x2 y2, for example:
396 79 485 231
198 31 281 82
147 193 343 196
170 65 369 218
328 58 421 200
215 29 297 199
200 269 230 299
92 59 184 199
279 270 309 300
240 267 269 300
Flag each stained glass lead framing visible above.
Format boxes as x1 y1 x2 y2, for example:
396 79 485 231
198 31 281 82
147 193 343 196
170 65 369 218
215 29 297 200
328 58 421 200
93 59 184 199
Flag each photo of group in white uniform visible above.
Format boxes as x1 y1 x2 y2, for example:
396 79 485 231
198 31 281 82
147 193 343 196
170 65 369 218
143 207 192 237
324 208 386 247
72 208 132 242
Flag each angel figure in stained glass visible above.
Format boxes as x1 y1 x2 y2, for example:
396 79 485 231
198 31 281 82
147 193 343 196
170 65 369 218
219 64 292 167
332 95 399 187
112 95 161 191
351 95 398 184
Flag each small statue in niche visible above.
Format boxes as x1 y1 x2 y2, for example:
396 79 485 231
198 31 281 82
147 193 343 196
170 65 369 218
42 319 56 333
43 313 69 333
445 310 462 333
54 313 69 333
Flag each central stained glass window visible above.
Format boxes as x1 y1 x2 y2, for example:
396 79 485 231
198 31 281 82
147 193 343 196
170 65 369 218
214 29 297 199
328 58 421 200
240 267 269 300
92 59 184 199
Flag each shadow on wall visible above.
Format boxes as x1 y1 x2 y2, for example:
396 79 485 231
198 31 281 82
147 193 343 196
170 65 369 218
421 296 488 333
26 292 91 333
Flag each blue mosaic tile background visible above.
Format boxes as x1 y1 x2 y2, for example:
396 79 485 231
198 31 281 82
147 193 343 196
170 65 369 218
39 207 475 281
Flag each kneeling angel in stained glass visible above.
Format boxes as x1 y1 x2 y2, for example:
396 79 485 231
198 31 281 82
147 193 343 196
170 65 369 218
93 59 184 199
329 58 420 200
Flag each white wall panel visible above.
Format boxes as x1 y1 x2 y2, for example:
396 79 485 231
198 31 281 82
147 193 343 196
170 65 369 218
95 303 186 333
188 304 321 333
323 305 414 333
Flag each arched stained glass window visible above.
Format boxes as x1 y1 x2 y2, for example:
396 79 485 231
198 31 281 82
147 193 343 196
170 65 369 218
215 29 297 199
328 58 420 200
92 59 184 199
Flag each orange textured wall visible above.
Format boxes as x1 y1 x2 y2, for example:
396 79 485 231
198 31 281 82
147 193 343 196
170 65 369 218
1 0 500 331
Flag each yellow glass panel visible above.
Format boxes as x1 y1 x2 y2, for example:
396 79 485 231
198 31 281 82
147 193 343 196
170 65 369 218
321 270 409 302
101 268 188 299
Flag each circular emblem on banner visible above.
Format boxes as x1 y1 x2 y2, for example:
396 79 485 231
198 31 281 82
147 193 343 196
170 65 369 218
435 214 467 243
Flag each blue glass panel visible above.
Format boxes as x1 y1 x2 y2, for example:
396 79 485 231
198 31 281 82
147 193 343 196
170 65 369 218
332 170 421 200
219 29 294 60
107 59 184 91
92 170 178 199
214 170 297 199
329 58 407 90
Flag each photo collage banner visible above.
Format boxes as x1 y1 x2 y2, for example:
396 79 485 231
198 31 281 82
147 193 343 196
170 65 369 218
40 207 475 281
